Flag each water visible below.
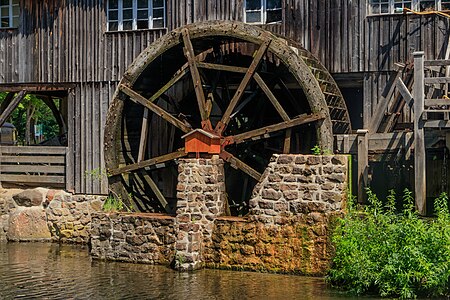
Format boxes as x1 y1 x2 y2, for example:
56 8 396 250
0 242 368 300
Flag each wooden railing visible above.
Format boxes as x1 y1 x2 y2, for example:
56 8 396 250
0 146 67 188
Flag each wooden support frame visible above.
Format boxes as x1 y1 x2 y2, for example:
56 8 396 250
357 129 369 204
219 150 262 181
215 37 271 135
0 90 27 127
413 52 426 215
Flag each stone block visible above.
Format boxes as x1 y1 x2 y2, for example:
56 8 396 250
13 189 45 207
332 156 347 165
307 156 321 165
277 155 294 164
7 207 51 241
261 189 281 201
294 156 307 164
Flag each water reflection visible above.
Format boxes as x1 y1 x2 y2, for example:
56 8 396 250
0 242 368 299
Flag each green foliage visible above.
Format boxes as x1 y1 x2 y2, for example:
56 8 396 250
0 92 60 144
328 189 450 299
311 145 322 155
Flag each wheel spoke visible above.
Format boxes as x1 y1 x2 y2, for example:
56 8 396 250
182 28 208 123
119 84 192 133
215 37 271 135
254 73 290 121
225 113 325 145
108 150 187 176
137 108 150 162
220 150 262 181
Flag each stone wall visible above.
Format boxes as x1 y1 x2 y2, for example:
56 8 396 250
249 155 348 224
205 213 341 275
90 213 176 264
0 188 104 243
175 157 227 271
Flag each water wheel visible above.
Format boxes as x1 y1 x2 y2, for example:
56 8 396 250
104 21 350 215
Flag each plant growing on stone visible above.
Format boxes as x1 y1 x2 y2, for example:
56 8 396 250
328 188 450 298
85 168 133 212
311 145 322 155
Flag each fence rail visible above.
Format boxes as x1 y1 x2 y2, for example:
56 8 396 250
0 146 67 188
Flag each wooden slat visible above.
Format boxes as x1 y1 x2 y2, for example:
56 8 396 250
396 78 413 107
424 59 450 66
0 146 67 155
197 62 247 73
0 174 65 184
424 120 450 128
253 73 290 121
119 84 191 133
231 113 324 144
0 165 65 174
219 151 261 181
0 155 65 164
138 170 172 214
109 150 187 176
425 98 450 106
215 36 271 135
424 77 450 84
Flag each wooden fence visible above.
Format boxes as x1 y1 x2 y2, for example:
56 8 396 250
0 146 67 189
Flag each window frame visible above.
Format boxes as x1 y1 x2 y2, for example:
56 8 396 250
0 0 19 29
106 0 166 32
244 0 282 25
368 0 450 15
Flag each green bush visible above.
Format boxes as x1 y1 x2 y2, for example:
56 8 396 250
328 189 450 299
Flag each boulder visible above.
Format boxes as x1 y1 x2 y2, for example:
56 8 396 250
7 207 51 241
13 189 46 207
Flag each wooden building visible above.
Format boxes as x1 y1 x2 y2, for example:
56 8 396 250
0 0 449 214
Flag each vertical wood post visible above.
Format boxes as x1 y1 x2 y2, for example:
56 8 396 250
413 51 426 215
357 129 369 203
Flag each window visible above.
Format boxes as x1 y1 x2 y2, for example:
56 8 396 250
0 0 19 29
107 0 165 31
244 0 282 24
369 0 450 14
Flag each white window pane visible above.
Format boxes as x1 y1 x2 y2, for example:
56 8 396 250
137 0 147 9
153 19 164 28
267 0 281 10
1 7 8 18
153 0 164 8
137 9 148 20
123 0 133 9
266 9 281 23
246 11 261 23
12 0 18 4
108 0 118 9
12 16 18 27
109 21 118 31
123 8 132 19
108 10 118 21
123 20 133 30
419 0 436 11
137 20 148 29
0 0 8 6
381 4 389 13
1 17 9 27
246 0 261 10
153 8 164 19
12 5 19 15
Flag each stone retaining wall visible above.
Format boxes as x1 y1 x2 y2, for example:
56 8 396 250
90 213 176 264
0 188 104 243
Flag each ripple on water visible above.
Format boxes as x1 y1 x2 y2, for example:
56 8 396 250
0 242 371 300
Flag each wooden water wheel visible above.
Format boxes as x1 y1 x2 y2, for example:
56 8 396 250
104 21 351 215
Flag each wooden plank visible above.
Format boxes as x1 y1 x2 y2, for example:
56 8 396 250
197 62 247 73
119 84 191 133
0 90 27 127
0 92 14 115
424 120 450 128
0 146 67 155
109 150 187 176
138 170 171 214
0 156 65 164
231 113 324 144
182 28 208 122
425 98 450 106
413 52 426 215
219 151 261 181
396 78 414 107
424 59 450 66
357 129 369 204
137 108 149 162
0 165 65 174
0 174 65 184
424 77 450 84
147 68 189 104
215 37 271 135
253 73 290 121
283 129 291 154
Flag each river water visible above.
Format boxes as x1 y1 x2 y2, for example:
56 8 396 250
0 242 369 300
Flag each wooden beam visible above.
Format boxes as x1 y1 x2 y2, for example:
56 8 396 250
357 129 369 204
425 98 450 106
219 151 262 181
42 96 67 133
0 174 65 184
119 84 191 133
0 90 27 127
396 78 414 108
197 62 247 73
231 113 324 144
215 37 271 135
413 52 426 215
148 68 189 104
182 28 208 122
108 150 187 176
137 108 149 162
283 129 292 154
253 73 290 121
0 92 14 115
368 71 401 133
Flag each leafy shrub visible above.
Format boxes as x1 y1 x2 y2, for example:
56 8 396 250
328 189 450 299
